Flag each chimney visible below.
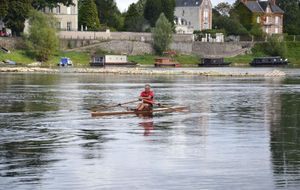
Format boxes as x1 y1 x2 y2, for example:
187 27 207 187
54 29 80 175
269 0 276 5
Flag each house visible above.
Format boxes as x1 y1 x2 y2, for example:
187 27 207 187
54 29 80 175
235 0 284 34
174 0 212 33
43 0 78 31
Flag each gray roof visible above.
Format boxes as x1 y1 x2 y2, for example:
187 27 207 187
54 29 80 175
259 1 284 13
245 1 264 12
176 0 203 7
243 1 284 14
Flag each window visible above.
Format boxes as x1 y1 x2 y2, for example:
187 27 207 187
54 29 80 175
56 22 61 29
257 17 260 23
275 27 279 34
266 16 269 24
275 16 279 24
56 6 60 14
67 22 72 31
266 27 269 33
182 10 185 16
67 7 71 14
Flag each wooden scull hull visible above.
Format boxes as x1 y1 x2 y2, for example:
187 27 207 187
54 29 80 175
91 106 188 117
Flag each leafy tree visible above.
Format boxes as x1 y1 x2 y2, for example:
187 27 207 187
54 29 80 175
277 0 300 34
213 15 249 36
25 10 59 62
31 0 74 9
152 13 173 55
4 0 32 36
95 0 123 30
79 0 100 31
215 2 232 16
161 0 176 25
0 0 8 19
124 3 146 32
2 0 76 36
136 0 147 15
144 0 162 27
250 23 264 38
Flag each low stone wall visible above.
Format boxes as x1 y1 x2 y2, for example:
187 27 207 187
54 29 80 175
59 31 111 40
65 40 154 55
59 31 194 43
191 42 251 58
0 37 23 50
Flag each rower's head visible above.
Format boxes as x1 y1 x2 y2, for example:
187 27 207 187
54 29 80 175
145 84 151 92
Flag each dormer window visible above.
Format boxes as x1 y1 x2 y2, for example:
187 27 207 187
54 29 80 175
196 1 199 6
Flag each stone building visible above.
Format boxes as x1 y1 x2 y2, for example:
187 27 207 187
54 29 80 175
236 0 284 34
43 0 78 31
174 0 212 34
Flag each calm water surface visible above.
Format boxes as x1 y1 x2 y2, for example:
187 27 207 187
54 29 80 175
0 73 300 190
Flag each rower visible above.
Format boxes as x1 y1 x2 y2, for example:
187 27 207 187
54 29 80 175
136 84 154 111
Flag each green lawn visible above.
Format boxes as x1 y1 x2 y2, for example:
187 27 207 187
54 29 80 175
0 50 34 65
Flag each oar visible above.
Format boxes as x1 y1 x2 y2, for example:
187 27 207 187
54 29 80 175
141 98 188 112
91 99 140 111
155 103 188 112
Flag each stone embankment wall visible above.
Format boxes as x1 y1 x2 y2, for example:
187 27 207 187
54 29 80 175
60 31 251 57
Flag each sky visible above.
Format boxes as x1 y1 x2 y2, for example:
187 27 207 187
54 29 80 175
116 0 236 12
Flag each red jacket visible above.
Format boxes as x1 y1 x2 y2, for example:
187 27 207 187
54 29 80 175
140 90 154 104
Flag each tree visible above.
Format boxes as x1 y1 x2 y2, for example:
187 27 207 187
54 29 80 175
277 0 300 34
0 0 8 19
215 2 232 16
144 0 162 27
161 0 176 25
213 15 249 36
79 0 100 31
124 3 146 32
152 13 173 55
31 0 74 9
4 0 32 36
25 10 59 62
2 0 76 36
95 0 123 30
136 0 147 15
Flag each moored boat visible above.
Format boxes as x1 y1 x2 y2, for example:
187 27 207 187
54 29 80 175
198 58 231 67
91 106 188 117
249 57 288 67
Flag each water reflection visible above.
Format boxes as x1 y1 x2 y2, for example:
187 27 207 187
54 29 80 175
1 73 300 189
270 91 300 188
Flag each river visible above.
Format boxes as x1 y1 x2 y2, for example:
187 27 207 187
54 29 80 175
0 72 299 190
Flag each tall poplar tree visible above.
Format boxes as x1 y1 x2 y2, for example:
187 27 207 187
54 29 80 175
144 0 162 27
95 0 123 30
152 13 173 55
124 3 145 32
144 0 175 27
79 0 100 31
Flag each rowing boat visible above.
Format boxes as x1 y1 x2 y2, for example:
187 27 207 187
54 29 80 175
91 106 188 117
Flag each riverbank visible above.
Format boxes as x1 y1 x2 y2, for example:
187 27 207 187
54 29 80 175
0 66 287 77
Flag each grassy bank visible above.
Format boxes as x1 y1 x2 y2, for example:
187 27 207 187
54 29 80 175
0 51 90 66
1 51 199 66
226 42 300 66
